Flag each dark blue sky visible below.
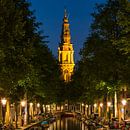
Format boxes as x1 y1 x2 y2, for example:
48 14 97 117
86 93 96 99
29 0 106 61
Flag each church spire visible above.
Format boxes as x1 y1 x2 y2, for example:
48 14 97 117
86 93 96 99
64 9 67 18
61 9 71 44
58 10 75 82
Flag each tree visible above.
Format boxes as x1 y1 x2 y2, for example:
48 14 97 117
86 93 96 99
32 42 63 104
72 0 130 115
0 0 64 126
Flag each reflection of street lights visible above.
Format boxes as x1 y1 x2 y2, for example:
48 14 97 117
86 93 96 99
121 99 127 120
21 100 26 126
107 102 111 125
100 103 103 117
1 98 7 125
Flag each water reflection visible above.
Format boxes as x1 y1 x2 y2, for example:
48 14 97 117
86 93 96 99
45 117 88 130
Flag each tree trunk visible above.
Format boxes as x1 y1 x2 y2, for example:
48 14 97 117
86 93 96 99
15 102 18 128
112 96 115 117
5 99 10 125
114 91 118 117
103 93 107 118
27 102 29 124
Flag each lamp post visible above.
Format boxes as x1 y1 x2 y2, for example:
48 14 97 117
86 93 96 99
94 103 97 113
21 100 26 126
65 103 68 111
107 101 111 126
43 105 45 113
1 98 7 125
82 103 85 114
37 103 40 114
100 103 103 117
29 103 33 121
121 99 127 120
85 104 88 116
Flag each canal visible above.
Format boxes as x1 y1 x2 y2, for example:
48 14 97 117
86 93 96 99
45 117 88 130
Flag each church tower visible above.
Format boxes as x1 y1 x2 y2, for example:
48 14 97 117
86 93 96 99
58 10 75 82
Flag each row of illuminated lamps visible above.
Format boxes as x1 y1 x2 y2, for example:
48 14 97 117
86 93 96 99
21 101 41 108
1 98 42 108
81 99 127 108
21 101 51 108
1 98 127 108
1 98 52 109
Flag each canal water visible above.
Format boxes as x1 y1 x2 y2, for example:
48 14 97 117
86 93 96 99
45 117 88 130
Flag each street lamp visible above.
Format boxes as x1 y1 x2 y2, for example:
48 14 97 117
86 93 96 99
100 103 103 108
85 104 88 116
37 103 40 114
94 103 97 108
100 103 103 117
121 99 127 120
94 103 97 113
30 103 33 107
82 103 85 114
1 98 7 125
37 103 40 108
107 101 111 125
21 100 26 107
29 103 33 120
21 100 26 126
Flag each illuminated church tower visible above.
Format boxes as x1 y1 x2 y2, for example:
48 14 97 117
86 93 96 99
58 10 75 82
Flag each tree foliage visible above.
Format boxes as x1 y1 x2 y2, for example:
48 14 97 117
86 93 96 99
72 0 130 103
0 0 62 104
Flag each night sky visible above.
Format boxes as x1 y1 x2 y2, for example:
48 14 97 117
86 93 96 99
29 0 106 62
